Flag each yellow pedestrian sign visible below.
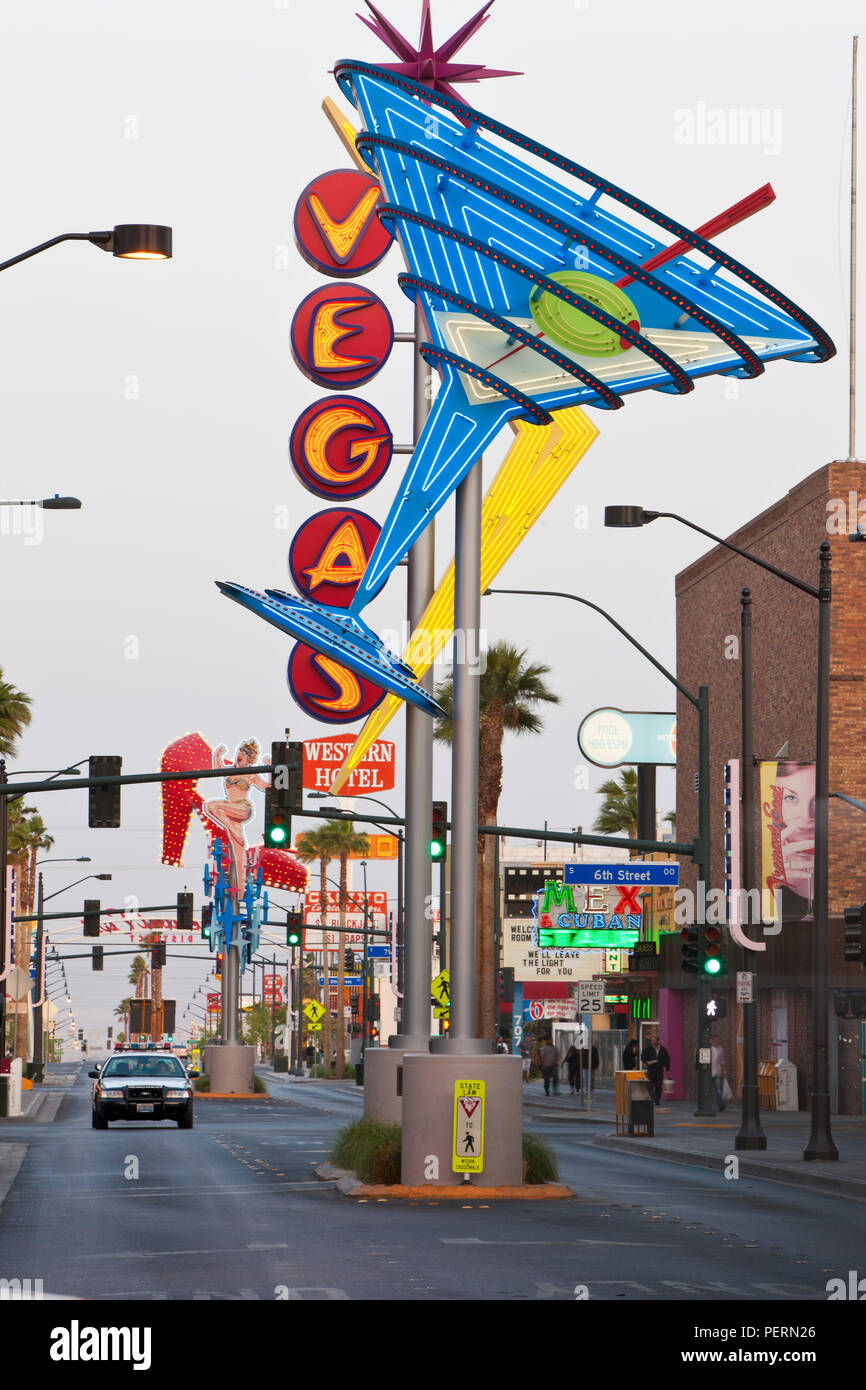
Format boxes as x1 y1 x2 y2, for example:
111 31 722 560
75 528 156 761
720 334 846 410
433 1005 449 1019
303 1000 325 1026
452 1079 485 1174
431 970 450 1008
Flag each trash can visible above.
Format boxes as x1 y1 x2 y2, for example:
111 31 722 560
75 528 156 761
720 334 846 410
273 1054 289 1073
626 1077 654 1136
0 1076 7 1117
355 1062 364 1087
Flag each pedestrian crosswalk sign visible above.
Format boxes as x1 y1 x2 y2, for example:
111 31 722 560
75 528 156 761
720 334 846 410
452 1079 485 1174
303 1000 325 1025
431 970 450 1007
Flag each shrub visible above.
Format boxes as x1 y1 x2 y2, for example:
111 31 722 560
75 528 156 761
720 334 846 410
523 1131 559 1184
252 1073 268 1094
313 1063 355 1080
194 1074 210 1092
332 1118 402 1185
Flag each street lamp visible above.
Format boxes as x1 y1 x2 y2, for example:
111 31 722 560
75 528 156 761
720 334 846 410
0 496 82 511
605 504 836 1162
0 224 172 274
308 790 405 998
484 584 715 1115
31 872 112 1071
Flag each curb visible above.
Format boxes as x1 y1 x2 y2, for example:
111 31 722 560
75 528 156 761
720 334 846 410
593 1133 866 1201
0 1143 27 1208
315 1162 573 1200
193 1092 270 1100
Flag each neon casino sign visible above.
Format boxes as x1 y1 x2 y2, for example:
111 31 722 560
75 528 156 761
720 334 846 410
218 21 834 706
533 882 641 951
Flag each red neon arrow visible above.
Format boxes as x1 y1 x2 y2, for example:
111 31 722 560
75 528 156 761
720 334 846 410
616 183 775 287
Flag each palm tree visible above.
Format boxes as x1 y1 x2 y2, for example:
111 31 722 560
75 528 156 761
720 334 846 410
0 669 32 757
7 806 53 1062
592 768 638 840
129 955 149 1000
115 997 132 1041
299 820 369 1078
434 641 559 1039
296 826 339 1070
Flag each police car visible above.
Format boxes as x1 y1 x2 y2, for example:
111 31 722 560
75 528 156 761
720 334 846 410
89 1048 198 1128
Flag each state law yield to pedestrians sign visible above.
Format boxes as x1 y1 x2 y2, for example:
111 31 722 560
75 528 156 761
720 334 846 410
452 1080 485 1174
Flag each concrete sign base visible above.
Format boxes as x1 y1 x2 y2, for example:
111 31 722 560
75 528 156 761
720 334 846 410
401 1052 523 1187
203 1043 255 1095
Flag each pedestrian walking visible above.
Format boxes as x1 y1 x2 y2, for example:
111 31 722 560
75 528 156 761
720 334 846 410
641 1034 665 1103
519 1040 531 1082
711 1034 727 1111
495 1035 509 1054
580 1043 600 1091
622 1038 639 1071
539 1038 560 1096
564 1042 581 1094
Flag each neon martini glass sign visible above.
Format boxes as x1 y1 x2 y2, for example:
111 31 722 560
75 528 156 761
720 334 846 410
218 14 834 708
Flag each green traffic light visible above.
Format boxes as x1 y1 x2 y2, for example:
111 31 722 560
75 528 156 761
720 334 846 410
429 839 444 860
704 957 722 975
268 825 288 845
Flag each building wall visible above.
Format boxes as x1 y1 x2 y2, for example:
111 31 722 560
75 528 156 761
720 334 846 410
672 460 866 1107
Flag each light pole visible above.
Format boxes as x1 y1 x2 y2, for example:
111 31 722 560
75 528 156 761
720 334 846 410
484 584 715 1114
0 496 82 512
31 860 101 1075
0 225 172 273
605 505 837 1161
308 791 404 998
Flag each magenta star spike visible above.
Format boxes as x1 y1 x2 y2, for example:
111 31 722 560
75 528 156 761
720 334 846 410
357 0 521 102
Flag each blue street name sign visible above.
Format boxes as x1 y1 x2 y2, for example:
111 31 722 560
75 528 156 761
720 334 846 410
564 863 679 886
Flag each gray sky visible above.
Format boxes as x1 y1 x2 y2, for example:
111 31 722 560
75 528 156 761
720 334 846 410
1 0 860 1043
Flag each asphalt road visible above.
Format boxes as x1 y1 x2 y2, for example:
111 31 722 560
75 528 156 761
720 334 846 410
0 1063 863 1302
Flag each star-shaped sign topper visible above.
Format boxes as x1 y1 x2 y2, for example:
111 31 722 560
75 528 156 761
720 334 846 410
357 0 521 103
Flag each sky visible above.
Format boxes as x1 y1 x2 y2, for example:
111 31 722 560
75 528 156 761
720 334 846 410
1 0 861 1045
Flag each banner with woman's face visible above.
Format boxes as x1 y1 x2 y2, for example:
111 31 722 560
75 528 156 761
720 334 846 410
760 760 816 924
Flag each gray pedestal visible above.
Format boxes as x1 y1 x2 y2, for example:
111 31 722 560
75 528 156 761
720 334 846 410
401 1052 523 1187
364 1044 429 1125
203 1043 255 1094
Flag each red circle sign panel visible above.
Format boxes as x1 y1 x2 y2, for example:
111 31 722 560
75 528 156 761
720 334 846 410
290 396 392 501
291 283 393 390
288 643 385 725
294 168 393 278
289 508 380 609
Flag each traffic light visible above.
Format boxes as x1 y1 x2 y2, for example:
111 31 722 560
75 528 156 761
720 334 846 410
83 900 101 938
345 949 355 971
201 904 213 941
681 926 699 972
88 755 122 828
843 903 866 963
152 942 166 968
430 800 447 861
498 966 515 1005
91 945 103 972
286 910 302 947
703 925 728 976
365 995 381 1022
177 892 193 932
215 951 223 982
265 740 303 847
705 993 727 1020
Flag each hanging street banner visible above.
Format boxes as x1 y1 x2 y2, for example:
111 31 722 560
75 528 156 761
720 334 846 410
578 709 676 767
759 760 815 925
302 736 395 792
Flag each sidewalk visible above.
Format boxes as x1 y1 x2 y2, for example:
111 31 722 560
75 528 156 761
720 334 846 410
520 1079 866 1200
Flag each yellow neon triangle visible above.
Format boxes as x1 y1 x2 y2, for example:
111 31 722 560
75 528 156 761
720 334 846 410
326 405 598 794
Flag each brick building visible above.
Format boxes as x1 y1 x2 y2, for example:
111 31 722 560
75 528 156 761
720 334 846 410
661 458 866 1112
